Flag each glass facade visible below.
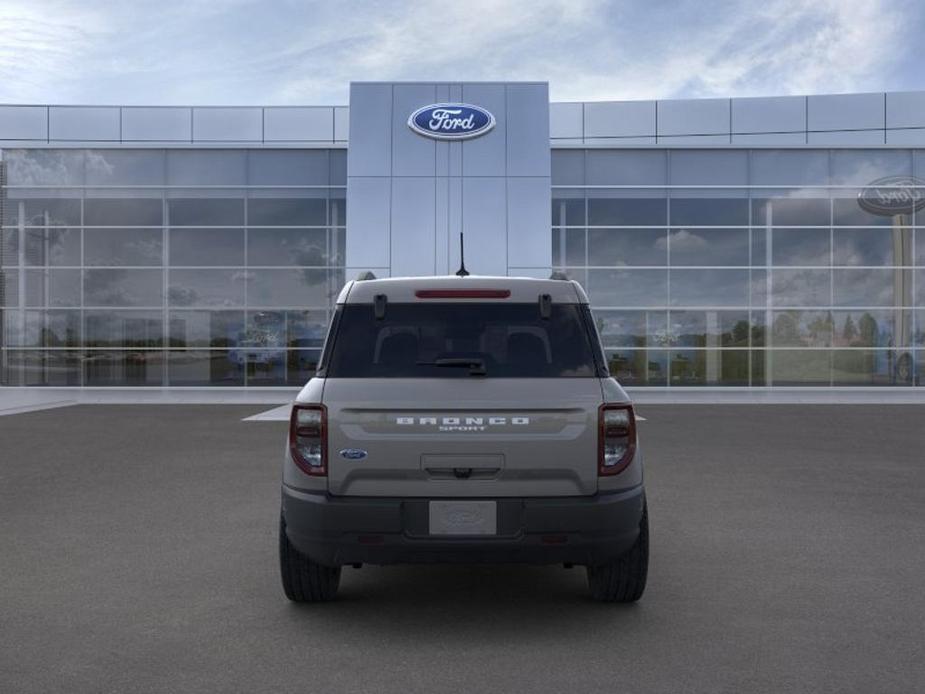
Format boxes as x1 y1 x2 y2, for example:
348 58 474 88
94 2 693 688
0 148 346 386
2 144 924 389
552 149 925 387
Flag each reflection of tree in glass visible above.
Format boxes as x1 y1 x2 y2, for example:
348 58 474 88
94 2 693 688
729 320 749 347
842 315 858 344
772 313 799 345
807 314 834 345
771 311 832 346
858 313 878 347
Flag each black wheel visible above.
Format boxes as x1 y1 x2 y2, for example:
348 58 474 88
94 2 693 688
586 502 649 603
279 515 341 602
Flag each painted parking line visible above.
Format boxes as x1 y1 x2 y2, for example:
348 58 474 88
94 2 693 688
0 400 77 417
242 404 292 421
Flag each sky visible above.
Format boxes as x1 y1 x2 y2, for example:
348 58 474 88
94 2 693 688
0 0 923 105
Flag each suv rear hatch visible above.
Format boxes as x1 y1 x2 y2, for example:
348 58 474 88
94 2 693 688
321 297 606 497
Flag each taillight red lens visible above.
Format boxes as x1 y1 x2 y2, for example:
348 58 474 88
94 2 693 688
598 404 636 476
289 404 327 476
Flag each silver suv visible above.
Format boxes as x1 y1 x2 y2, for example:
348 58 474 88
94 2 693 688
279 275 648 602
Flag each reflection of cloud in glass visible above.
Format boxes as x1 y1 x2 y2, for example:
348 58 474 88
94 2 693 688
84 151 115 181
84 269 134 305
6 150 83 186
832 230 899 266
168 286 198 307
170 270 247 307
771 269 830 306
656 229 707 253
284 238 326 267
834 269 895 307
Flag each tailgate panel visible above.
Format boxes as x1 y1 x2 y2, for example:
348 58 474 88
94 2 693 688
324 378 602 497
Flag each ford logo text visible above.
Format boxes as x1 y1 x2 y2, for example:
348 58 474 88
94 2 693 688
408 103 495 140
858 176 925 216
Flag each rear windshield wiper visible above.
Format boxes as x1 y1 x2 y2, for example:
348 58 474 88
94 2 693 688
416 358 487 376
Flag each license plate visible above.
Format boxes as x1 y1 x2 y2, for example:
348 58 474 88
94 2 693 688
428 500 497 536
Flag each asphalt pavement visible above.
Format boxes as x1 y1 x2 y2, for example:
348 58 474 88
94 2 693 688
1 404 923 693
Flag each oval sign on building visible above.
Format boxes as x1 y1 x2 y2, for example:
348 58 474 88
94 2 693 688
857 176 925 216
408 103 495 140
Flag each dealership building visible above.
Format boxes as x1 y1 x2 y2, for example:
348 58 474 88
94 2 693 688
1 81 924 390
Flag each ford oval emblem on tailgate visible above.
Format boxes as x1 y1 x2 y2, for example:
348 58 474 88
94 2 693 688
339 448 368 460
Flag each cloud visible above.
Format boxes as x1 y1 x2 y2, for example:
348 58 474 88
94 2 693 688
0 0 919 105
656 229 708 253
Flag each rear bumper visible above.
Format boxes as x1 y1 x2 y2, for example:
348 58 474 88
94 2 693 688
281 485 645 566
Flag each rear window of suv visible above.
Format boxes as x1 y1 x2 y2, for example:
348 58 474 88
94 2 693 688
323 303 604 378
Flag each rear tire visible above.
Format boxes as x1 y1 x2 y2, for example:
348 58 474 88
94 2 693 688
279 515 341 602
586 502 648 603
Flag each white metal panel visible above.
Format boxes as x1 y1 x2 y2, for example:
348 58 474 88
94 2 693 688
447 176 463 269
583 136 657 145
658 134 730 144
334 107 349 141
346 177 392 268
885 91 925 129
347 83 392 176
460 177 507 276
732 132 806 144
807 93 884 131
264 107 333 141
0 106 47 140
435 176 450 274
391 177 437 276
584 100 656 138
461 83 507 176
506 83 550 177
392 83 437 177
731 95 805 133
807 130 885 145
49 107 120 141
885 128 925 145
657 98 730 136
192 107 262 141
507 177 551 269
550 102 582 139
122 107 191 141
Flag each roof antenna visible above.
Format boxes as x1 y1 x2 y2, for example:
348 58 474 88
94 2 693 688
455 232 470 277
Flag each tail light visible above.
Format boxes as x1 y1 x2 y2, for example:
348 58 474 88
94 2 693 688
289 404 327 476
599 404 636 476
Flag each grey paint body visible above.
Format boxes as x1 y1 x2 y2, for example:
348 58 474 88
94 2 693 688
284 275 642 499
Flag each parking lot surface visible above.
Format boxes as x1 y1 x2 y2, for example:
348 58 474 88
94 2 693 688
2 404 924 693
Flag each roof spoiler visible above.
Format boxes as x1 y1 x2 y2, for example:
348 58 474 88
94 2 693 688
356 271 377 281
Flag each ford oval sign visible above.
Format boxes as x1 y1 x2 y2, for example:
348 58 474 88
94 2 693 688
339 448 368 460
858 176 925 216
408 103 495 141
